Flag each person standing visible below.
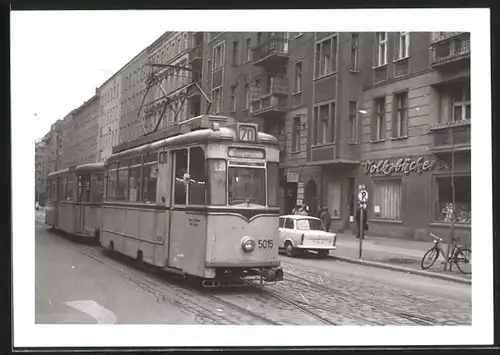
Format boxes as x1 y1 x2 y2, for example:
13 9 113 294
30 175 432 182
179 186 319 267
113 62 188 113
355 202 368 239
320 206 332 233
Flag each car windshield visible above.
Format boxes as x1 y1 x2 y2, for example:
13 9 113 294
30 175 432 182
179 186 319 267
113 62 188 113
228 166 266 206
296 218 325 231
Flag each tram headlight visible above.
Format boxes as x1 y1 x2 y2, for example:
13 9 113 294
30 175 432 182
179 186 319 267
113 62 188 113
242 238 256 253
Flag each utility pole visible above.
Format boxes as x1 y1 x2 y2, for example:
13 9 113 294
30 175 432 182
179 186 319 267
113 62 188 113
444 128 456 272
357 185 368 259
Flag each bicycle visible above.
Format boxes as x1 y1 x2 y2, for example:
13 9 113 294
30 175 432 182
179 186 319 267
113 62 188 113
420 232 471 274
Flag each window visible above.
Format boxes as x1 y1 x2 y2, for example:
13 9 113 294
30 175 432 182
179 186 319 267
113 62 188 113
66 175 76 201
398 32 410 59
323 177 341 217
372 97 386 140
244 84 250 110
230 87 237 111
375 32 388 66
452 84 471 121
434 176 471 224
350 33 359 71
232 41 239 65
174 149 188 205
284 218 294 229
77 174 90 202
279 217 285 228
188 147 206 205
106 164 118 200
213 42 225 69
51 179 57 201
92 173 104 202
267 162 279 207
142 153 158 203
129 157 142 202
393 92 408 138
294 61 303 93
373 179 402 220
117 162 129 201
292 116 301 152
349 101 358 142
246 38 251 62
314 102 335 145
212 87 222 113
228 166 266 206
296 218 326 231
207 159 227 205
315 36 337 78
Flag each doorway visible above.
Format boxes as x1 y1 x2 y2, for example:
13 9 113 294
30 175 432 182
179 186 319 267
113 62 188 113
284 182 297 215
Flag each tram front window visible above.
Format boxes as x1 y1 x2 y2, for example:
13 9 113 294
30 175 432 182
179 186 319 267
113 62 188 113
228 167 266 206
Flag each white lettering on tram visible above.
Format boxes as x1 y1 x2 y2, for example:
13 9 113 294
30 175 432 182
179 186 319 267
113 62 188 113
64 300 117 324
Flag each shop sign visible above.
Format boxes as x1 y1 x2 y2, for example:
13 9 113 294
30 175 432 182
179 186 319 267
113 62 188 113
361 156 448 176
287 172 299 183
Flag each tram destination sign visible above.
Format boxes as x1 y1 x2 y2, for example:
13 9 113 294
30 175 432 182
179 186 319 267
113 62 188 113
228 147 265 159
238 125 257 142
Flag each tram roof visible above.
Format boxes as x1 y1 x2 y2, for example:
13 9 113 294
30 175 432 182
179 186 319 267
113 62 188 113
74 163 105 173
106 124 278 164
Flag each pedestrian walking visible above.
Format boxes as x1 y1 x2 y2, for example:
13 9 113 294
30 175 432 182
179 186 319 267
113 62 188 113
316 205 323 218
320 206 332 232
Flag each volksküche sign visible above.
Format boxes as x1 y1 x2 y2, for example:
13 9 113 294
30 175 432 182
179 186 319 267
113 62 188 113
361 156 436 176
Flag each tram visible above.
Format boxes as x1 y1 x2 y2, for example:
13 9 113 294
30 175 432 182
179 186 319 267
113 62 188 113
101 115 283 286
45 163 105 242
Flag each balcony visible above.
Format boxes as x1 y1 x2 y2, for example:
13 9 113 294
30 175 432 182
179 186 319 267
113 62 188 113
250 77 289 119
252 35 290 71
429 119 471 153
430 32 470 70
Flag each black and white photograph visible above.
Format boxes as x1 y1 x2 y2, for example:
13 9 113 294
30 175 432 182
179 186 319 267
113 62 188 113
11 8 492 349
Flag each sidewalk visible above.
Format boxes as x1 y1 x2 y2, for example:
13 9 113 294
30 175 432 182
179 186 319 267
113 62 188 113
331 232 471 284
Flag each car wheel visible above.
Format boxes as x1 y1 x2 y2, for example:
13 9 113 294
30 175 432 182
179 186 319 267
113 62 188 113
285 241 295 257
318 250 329 258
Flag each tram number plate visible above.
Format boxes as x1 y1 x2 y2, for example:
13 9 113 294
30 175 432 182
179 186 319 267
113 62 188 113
258 239 274 249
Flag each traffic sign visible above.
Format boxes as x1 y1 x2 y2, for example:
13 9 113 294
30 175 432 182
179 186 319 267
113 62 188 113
358 190 369 202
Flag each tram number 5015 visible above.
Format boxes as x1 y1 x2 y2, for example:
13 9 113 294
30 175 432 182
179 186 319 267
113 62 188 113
258 239 274 249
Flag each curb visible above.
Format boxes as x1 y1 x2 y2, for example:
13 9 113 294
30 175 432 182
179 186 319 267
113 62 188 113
329 255 471 285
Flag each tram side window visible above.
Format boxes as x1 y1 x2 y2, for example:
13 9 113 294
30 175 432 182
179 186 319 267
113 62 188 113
174 149 188 205
117 161 129 201
207 159 227 205
142 153 158 204
66 175 76 201
58 177 67 201
51 179 57 202
129 157 142 203
267 162 279 207
188 147 207 205
106 163 118 200
78 175 90 202
92 173 104 202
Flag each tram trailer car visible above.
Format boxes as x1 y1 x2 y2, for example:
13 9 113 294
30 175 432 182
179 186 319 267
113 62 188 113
45 163 105 243
100 115 283 287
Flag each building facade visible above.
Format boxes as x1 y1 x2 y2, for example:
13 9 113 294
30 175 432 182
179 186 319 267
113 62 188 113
355 31 470 243
61 91 100 168
98 73 122 162
143 31 192 133
118 49 149 144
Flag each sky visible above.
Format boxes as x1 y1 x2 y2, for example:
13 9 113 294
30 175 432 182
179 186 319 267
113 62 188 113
11 11 176 141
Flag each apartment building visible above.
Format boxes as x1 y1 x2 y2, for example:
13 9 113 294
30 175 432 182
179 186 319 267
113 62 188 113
118 49 149 144
356 32 470 242
98 73 122 163
142 31 193 133
61 91 100 168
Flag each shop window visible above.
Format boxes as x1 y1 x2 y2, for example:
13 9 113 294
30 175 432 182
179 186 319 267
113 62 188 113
117 162 129 201
434 175 471 224
188 147 207 205
373 178 402 220
142 153 158 204
106 164 118 200
207 159 227 205
323 177 341 217
129 157 142 202
174 149 188 205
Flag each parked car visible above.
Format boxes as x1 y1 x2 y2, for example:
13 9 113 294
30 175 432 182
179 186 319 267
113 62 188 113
278 215 337 258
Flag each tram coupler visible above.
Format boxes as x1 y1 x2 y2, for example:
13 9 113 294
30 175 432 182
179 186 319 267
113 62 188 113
259 267 283 282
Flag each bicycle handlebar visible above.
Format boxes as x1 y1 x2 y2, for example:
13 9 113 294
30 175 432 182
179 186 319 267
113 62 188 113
429 232 443 242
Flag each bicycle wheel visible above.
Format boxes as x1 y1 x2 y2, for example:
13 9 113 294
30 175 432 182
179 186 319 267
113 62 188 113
421 248 439 269
455 248 471 274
